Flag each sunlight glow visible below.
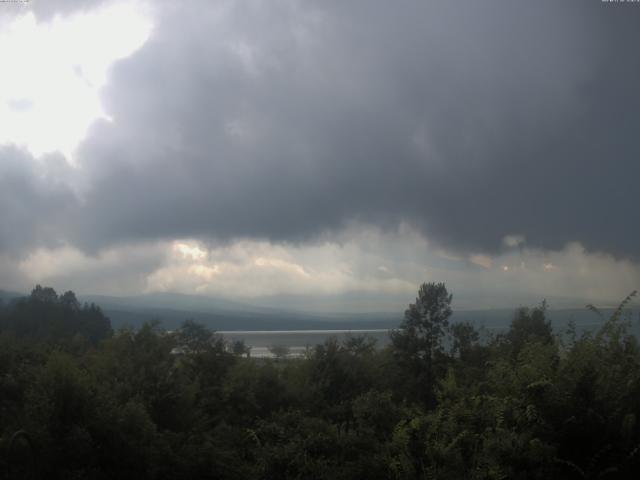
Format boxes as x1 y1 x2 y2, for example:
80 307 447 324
174 242 208 261
470 254 492 269
254 257 311 278
0 3 152 160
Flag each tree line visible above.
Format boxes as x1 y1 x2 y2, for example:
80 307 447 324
0 283 638 479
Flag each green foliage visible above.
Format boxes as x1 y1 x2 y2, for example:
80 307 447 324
0 285 638 478
268 344 291 359
0 285 111 344
390 282 453 406
504 301 553 357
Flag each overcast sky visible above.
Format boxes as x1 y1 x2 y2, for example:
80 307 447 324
1 0 639 311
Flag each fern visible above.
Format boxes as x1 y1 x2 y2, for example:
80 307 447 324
610 290 637 323
586 303 604 321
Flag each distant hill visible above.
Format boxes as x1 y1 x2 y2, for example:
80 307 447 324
76 292 640 335
451 307 640 338
97 306 401 331
79 292 402 330
0 289 23 305
4 289 638 334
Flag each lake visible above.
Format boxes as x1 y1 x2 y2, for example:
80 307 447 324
218 329 392 358
216 313 640 358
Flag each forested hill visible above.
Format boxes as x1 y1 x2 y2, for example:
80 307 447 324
0 285 111 343
0 283 638 478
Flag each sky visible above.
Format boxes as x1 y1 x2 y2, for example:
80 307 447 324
1 0 639 311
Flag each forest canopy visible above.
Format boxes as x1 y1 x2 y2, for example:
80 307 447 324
0 283 638 479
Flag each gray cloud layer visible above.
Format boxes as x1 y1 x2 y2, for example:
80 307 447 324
4 0 640 259
0 147 74 254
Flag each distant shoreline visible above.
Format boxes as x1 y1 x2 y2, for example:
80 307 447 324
217 328 390 335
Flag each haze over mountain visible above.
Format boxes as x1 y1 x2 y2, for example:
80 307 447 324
3 288 634 337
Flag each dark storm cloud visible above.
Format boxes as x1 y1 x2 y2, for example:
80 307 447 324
0 147 75 254
7 0 640 258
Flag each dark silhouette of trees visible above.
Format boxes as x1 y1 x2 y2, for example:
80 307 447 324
230 339 250 357
268 344 291 359
505 300 553 356
177 318 217 353
450 321 479 361
0 285 111 344
29 285 58 304
390 282 453 406
0 284 639 479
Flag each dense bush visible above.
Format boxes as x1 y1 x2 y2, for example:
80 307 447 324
0 284 638 479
